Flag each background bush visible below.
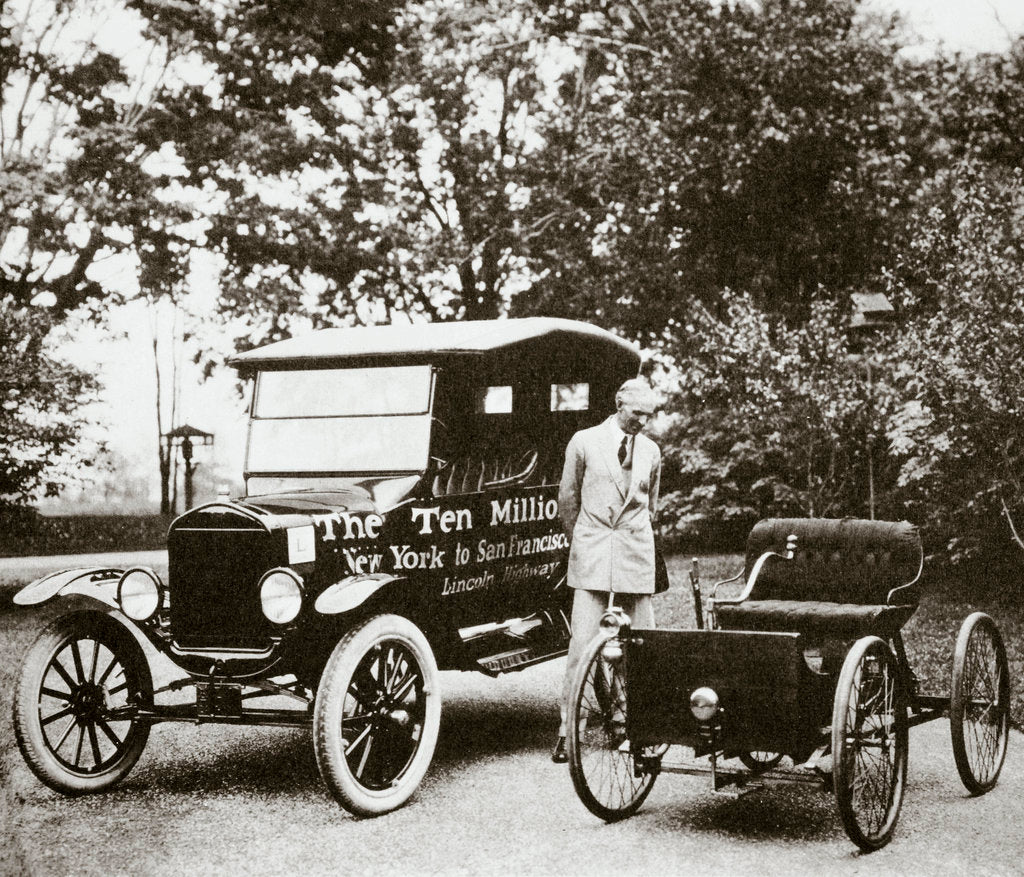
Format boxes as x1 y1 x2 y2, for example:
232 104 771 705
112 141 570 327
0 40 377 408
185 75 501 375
0 511 170 557
656 291 898 551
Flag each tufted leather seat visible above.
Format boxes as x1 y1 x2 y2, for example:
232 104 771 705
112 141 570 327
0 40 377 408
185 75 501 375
716 599 918 637
715 518 923 638
431 457 483 496
431 448 540 496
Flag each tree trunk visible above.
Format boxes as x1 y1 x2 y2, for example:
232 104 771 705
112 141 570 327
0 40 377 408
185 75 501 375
158 444 170 515
171 449 179 515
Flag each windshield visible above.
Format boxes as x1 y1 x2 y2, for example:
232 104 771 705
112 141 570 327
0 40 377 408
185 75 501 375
247 365 433 474
255 366 431 417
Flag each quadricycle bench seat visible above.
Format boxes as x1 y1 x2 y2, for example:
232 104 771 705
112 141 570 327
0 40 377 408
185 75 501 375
714 517 923 639
715 599 917 638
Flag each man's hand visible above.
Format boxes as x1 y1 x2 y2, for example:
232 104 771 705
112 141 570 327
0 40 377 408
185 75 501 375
558 434 584 537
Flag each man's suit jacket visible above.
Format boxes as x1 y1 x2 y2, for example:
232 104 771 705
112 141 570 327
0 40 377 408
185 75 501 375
558 416 662 594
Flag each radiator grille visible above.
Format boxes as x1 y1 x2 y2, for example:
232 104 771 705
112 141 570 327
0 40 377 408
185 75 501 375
167 524 281 649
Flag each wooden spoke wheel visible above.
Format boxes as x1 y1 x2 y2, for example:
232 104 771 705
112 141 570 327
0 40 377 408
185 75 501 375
313 614 441 816
13 611 152 795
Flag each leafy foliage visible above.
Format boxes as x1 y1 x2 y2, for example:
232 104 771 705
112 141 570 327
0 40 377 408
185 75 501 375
346 0 588 321
514 0 928 336
1 0 399 505
1 0 403 331
0 304 100 507
656 290 897 547
922 37 1024 171
885 160 1024 562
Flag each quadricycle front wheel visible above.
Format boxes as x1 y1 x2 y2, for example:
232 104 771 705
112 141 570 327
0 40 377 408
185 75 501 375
566 633 658 822
832 635 908 852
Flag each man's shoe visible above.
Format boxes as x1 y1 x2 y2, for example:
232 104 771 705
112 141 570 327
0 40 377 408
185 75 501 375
551 736 567 763
798 746 832 776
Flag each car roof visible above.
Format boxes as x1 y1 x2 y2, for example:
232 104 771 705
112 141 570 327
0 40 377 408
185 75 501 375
229 317 640 372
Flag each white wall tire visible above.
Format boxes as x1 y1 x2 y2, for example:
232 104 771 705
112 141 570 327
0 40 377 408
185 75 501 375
313 614 441 816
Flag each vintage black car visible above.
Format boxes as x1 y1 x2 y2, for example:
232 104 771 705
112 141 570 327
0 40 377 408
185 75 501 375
12 317 640 815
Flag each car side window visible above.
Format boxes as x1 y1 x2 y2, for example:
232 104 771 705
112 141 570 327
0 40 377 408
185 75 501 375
551 383 589 411
476 385 513 414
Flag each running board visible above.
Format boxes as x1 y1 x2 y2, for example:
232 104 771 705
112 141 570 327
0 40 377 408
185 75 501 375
476 645 567 676
460 609 570 676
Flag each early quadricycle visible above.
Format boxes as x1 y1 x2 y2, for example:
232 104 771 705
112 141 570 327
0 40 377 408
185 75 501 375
566 517 1009 851
11 317 643 816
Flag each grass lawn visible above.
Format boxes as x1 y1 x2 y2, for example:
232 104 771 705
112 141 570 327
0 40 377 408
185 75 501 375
658 553 1024 730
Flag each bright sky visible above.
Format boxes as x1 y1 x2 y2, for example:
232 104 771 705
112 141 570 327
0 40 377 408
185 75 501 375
870 0 1024 54
44 0 1024 511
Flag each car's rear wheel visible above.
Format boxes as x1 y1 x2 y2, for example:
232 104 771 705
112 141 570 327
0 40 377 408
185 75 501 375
313 614 441 816
13 610 152 795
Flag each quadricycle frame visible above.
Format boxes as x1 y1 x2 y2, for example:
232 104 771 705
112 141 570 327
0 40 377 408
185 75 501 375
566 517 1010 851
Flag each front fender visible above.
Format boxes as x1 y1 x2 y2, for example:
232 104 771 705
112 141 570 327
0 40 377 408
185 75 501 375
314 573 405 616
13 567 124 610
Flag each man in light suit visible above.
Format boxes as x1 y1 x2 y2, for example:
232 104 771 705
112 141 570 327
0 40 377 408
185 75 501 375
552 377 661 763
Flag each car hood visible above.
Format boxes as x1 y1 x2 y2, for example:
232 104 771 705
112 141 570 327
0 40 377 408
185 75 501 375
237 487 379 517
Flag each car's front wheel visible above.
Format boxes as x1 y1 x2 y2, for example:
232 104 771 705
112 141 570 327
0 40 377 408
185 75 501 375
13 610 153 795
313 614 441 816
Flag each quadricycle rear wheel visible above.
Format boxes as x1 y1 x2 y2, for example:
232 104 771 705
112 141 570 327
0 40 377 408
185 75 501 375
950 612 1009 795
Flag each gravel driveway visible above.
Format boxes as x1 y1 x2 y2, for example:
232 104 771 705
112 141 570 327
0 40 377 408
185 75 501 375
2 556 1022 876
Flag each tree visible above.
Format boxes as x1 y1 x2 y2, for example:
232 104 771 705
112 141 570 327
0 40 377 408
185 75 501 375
1 0 400 505
0 303 100 509
343 0 580 321
513 0 929 337
885 160 1024 562
2 0 194 317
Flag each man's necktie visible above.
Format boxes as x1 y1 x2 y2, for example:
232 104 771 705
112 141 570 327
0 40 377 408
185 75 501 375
618 436 629 466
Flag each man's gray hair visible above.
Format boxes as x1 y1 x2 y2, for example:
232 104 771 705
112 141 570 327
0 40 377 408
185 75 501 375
616 377 656 406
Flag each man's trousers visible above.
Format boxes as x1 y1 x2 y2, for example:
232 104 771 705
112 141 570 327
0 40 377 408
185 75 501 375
558 588 655 737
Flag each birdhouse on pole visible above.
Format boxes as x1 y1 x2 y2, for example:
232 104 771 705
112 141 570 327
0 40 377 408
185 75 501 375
849 292 895 348
847 292 895 520
162 424 214 511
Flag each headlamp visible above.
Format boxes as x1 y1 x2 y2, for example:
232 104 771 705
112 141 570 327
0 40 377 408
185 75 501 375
117 568 162 622
689 686 720 722
259 568 304 625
